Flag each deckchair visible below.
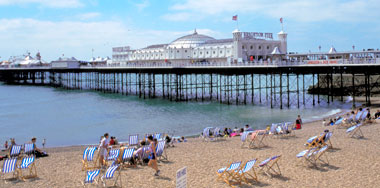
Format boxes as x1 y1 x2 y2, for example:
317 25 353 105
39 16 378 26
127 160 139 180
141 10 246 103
269 123 279 136
355 110 363 122
156 140 168 161
296 147 317 166
8 145 22 158
82 146 98 171
249 130 267 149
106 149 120 166
321 132 333 148
311 145 329 165
258 155 281 177
121 148 134 167
24 143 35 156
235 159 258 184
241 131 252 148
360 110 368 123
154 133 162 140
282 122 295 136
138 146 150 165
216 161 242 187
1 158 17 184
304 135 318 148
213 127 221 140
101 164 122 187
17 156 37 180
128 134 139 146
82 169 100 187
202 127 213 141
346 123 364 138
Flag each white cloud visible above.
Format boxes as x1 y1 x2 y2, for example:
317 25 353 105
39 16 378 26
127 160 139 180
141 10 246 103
0 18 220 61
0 0 83 8
77 12 101 20
168 0 380 22
135 0 150 11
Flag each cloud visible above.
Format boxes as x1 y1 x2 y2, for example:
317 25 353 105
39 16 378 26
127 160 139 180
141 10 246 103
168 0 380 23
135 0 150 11
0 18 221 61
77 12 101 20
0 0 83 8
162 12 194 22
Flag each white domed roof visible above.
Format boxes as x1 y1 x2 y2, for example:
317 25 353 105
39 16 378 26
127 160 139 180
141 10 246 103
168 30 215 48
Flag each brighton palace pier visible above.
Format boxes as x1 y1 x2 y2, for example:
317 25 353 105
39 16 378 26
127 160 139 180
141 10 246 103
112 29 287 65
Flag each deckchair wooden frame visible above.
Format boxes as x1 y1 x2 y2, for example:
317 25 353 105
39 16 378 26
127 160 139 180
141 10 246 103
347 124 364 138
296 147 318 166
311 145 329 166
258 155 282 177
82 146 99 171
81 169 101 187
249 130 267 149
156 141 168 162
216 161 242 187
235 159 258 185
101 165 122 188
1 158 18 185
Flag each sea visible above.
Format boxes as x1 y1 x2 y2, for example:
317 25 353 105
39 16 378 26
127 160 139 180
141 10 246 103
0 83 353 147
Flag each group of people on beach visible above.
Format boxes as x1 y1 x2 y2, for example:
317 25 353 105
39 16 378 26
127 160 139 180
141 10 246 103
1 137 48 160
323 107 375 126
98 133 160 176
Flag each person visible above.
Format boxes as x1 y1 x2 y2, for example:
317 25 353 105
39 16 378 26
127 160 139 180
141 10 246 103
322 119 327 127
99 133 110 167
233 127 239 133
31 137 48 158
366 108 371 120
147 135 160 176
329 119 334 126
4 141 8 150
114 137 119 145
132 141 147 165
109 137 115 145
223 128 230 137
375 110 380 119
244 125 253 132
165 135 174 147
42 139 46 148
295 115 302 129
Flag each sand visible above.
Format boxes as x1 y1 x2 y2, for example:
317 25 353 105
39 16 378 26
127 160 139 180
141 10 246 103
2 111 380 188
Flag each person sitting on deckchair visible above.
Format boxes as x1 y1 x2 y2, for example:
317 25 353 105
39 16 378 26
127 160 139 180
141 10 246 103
375 110 380 119
244 125 253 132
31 137 48 158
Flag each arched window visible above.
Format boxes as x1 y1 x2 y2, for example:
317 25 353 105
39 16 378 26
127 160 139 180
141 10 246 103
258 46 262 50
185 50 188 53
213 51 215 54
200 52 203 55
220 51 223 53
250 45 253 50
267 46 270 50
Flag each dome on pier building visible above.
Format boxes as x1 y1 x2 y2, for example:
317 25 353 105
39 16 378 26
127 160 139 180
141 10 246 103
167 29 215 48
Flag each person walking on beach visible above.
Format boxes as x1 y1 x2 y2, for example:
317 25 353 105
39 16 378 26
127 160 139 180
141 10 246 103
147 135 160 176
295 115 302 129
99 133 109 167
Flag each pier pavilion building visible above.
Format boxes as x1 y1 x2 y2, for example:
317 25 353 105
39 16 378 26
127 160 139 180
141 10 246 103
112 29 287 65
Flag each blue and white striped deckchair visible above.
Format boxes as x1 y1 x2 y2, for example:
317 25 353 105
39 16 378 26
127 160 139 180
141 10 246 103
1 158 17 182
82 146 98 171
202 127 213 141
213 127 221 140
138 146 150 165
322 132 333 148
312 145 329 165
296 147 317 166
216 161 242 187
107 149 120 162
8 145 22 158
17 156 37 180
83 169 100 186
241 131 253 148
346 123 364 138
258 155 282 176
333 118 343 127
128 134 139 146
154 133 162 140
24 143 34 156
360 110 368 122
355 110 363 121
121 148 134 166
234 159 258 184
156 140 167 161
101 164 121 187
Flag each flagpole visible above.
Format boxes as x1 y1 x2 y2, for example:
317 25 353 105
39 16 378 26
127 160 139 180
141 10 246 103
237 19 239 30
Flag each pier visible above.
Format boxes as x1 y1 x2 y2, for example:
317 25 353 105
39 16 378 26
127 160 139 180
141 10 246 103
0 62 379 108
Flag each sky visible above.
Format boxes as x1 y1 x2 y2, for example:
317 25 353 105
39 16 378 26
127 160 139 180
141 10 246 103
0 0 380 61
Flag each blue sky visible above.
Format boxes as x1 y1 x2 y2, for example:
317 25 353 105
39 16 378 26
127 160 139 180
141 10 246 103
0 0 379 61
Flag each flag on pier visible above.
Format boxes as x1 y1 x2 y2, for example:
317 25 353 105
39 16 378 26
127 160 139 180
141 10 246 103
280 17 283 23
232 15 238 21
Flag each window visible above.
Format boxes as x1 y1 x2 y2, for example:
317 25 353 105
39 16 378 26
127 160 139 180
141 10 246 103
267 46 270 50
161 53 163 56
242 45 245 49
213 51 215 54
194 52 196 55
250 45 253 50
220 51 223 53
200 52 203 55
185 50 187 53
206 51 209 54
177 50 179 53
258 46 262 50
227 50 230 53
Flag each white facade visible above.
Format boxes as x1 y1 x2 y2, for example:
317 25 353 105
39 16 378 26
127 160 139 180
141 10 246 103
112 29 287 65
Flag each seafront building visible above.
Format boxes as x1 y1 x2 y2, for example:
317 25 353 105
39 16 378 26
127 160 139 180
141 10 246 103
112 29 288 65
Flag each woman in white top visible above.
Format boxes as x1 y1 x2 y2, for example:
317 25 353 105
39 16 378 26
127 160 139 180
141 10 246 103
99 133 109 167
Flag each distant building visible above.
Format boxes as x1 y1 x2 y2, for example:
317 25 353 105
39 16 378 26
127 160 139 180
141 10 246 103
89 56 111 66
9 52 48 67
112 29 287 65
51 57 83 68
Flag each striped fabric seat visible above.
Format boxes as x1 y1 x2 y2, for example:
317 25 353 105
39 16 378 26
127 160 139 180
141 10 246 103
241 131 252 142
155 141 165 157
1 158 17 174
129 135 139 146
82 147 90 160
259 157 272 167
154 133 161 140
347 124 359 133
122 148 134 161
19 157 35 169
238 159 256 174
10 145 22 157
141 146 150 160
217 161 241 174
24 144 34 155
86 147 97 161
104 165 119 179
84 169 100 184
107 149 120 161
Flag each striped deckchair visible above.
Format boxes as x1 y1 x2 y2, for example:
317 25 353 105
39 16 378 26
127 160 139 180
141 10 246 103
216 161 242 187
321 132 333 148
154 133 162 140
241 131 253 148
128 134 139 146
311 145 329 165
296 147 317 166
24 143 35 156
8 145 22 158
258 155 282 177
156 140 167 161
355 110 363 122
235 159 258 184
202 127 213 141
101 164 122 187
82 169 100 186
1 158 17 183
82 146 98 171
346 123 364 138
282 122 295 136
249 130 267 149
138 146 150 165
17 156 37 180
360 110 368 123
213 127 221 140
107 149 120 165
121 148 134 167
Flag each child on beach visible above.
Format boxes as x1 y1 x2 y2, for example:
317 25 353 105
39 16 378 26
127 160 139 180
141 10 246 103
147 135 160 176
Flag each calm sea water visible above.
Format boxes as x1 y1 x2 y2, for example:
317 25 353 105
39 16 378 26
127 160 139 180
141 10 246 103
0 83 352 147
